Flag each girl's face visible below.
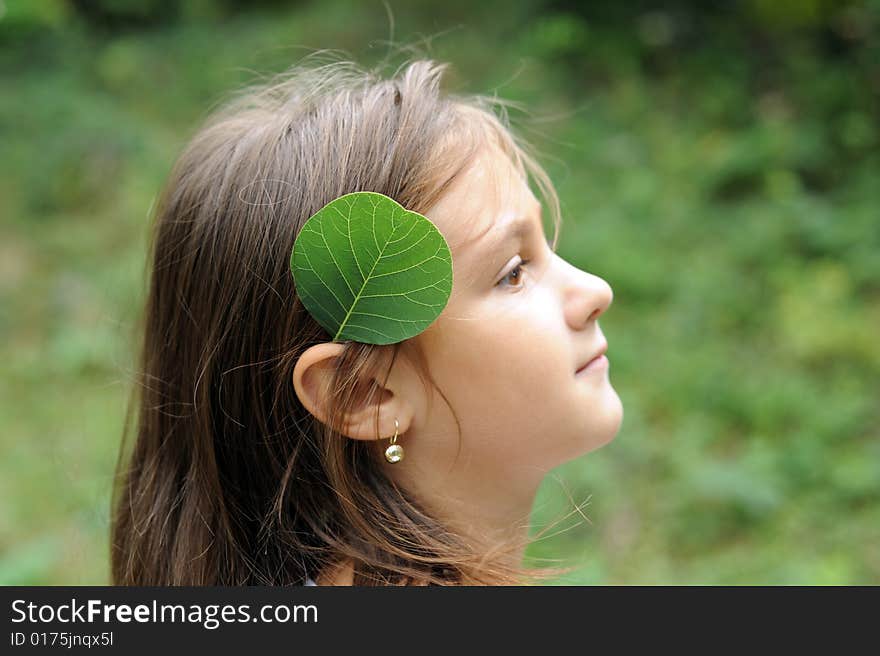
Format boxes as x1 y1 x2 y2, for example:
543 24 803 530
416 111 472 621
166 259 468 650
389 143 623 515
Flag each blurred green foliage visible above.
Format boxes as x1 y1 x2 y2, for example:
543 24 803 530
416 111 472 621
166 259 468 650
1 0 877 584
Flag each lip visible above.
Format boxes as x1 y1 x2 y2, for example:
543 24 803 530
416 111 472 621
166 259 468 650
576 354 608 375
576 341 608 374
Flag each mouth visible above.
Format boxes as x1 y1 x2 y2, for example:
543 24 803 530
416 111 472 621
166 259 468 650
576 341 608 374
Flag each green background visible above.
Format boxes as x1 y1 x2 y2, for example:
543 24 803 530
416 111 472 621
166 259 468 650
1 0 878 584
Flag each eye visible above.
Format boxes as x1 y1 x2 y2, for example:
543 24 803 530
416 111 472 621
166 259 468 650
496 258 531 290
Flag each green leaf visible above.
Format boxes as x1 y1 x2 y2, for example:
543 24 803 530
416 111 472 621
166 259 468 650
290 191 453 345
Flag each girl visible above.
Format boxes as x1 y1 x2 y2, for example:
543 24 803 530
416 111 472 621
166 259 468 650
110 54 623 586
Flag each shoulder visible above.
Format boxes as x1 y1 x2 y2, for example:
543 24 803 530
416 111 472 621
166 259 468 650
313 559 355 586
310 560 432 586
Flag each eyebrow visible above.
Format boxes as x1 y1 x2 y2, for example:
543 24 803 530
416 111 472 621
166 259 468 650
493 216 534 248
475 206 543 268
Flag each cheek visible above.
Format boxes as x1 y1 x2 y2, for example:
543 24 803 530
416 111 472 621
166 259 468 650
464 301 568 392
466 332 568 428
426 334 583 476
467 328 546 388
425 294 570 410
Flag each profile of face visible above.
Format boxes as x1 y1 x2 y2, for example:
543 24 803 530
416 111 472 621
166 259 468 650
293 141 623 530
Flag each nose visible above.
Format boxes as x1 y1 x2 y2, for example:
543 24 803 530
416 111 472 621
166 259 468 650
558 256 613 331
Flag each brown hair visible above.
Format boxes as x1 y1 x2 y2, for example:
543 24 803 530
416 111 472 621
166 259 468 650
110 51 574 586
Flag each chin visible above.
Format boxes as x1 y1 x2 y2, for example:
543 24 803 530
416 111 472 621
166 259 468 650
582 397 625 455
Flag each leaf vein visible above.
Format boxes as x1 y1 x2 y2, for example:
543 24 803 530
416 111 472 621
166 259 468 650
318 220 356 298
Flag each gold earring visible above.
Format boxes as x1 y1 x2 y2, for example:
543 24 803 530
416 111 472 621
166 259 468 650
384 418 404 463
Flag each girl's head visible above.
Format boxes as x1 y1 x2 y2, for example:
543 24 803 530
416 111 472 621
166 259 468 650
111 54 622 586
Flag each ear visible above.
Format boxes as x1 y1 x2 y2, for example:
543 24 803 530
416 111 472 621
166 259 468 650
292 342 419 441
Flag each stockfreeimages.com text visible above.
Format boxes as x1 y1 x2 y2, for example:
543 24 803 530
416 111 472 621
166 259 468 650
10 598 317 630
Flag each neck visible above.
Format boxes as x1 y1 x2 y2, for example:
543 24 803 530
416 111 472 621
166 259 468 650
409 471 542 579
